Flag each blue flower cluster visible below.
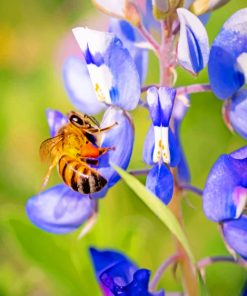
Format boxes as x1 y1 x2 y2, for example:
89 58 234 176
26 0 247 293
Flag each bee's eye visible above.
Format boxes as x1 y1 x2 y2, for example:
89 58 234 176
70 115 84 126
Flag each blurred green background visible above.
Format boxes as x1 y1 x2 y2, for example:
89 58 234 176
0 1 246 295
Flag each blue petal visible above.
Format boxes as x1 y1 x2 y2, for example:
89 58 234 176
109 19 148 84
143 125 155 166
222 215 247 259
230 89 247 139
98 107 134 187
146 163 174 204
90 247 165 296
63 57 105 115
203 147 247 222
169 128 181 167
89 247 135 277
208 8 247 99
46 109 68 137
108 39 141 110
101 265 152 296
198 13 210 26
172 97 191 183
147 87 161 126
142 0 161 33
72 28 141 110
158 87 176 126
26 184 95 234
147 87 176 127
177 8 209 74
175 121 191 184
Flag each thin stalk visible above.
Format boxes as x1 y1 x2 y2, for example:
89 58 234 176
149 253 179 291
128 168 150 176
176 84 211 96
181 184 203 196
137 22 160 55
169 186 199 296
141 84 160 93
197 256 247 270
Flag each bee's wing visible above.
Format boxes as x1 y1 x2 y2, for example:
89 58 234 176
39 134 64 164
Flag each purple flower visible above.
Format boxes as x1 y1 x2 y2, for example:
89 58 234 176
177 8 209 74
90 247 165 296
143 87 181 204
208 8 247 100
63 28 141 115
224 89 247 140
203 146 247 258
26 107 134 234
26 184 96 234
208 9 247 139
27 26 141 234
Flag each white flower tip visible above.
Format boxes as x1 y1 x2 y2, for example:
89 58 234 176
153 126 170 164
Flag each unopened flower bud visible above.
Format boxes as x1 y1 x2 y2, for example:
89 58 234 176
152 0 184 19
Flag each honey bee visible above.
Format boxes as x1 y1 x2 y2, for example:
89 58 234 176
40 111 116 194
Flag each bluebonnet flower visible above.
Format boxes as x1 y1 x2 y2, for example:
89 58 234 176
143 87 181 204
26 27 141 234
63 27 141 115
208 8 247 139
203 146 247 259
177 8 209 74
90 247 165 296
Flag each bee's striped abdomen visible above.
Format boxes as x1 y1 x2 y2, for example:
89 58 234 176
58 155 107 194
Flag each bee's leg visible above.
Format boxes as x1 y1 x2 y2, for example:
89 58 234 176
98 146 115 156
86 122 118 134
39 157 59 192
40 164 55 192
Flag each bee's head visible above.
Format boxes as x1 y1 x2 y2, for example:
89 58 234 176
68 111 90 128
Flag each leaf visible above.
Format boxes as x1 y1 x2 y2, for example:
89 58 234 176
112 164 195 263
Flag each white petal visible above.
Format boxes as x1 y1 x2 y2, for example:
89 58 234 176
72 27 114 55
